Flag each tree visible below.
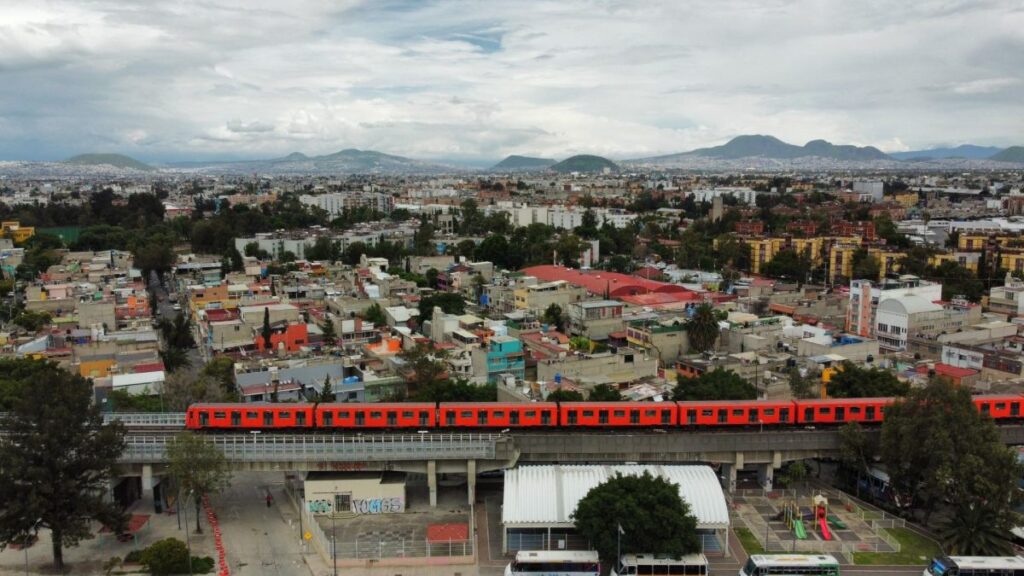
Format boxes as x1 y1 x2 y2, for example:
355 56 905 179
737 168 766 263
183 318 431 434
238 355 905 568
880 378 1024 534
542 303 566 332
827 362 908 398
398 343 448 393
761 249 810 281
166 432 231 535
201 356 237 398
163 373 228 411
929 260 985 302
588 384 622 401
362 303 387 326
837 422 877 497
160 346 192 374
12 309 51 332
261 306 273 351
0 362 126 570
546 389 584 401
411 378 497 402
672 369 756 401
686 303 719 353
319 375 333 402
417 292 466 319
572 472 699 563
322 315 337 346
140 537 212 576
787 368 817 399
851 249 881 280
158 313 196 350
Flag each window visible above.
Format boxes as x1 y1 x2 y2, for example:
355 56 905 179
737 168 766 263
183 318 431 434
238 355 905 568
567 411 578 425
819 407 831 414
334 493 351 513
645 410 656 417
764 409 775 416
280 411 291 419
296 412 307 425
525 411 536 417
494 411 504 418
370 411 381 418
996 403 1007 410
231 412 241 426
461 411 472 418
582 410 594 418
614 410 625 417
402 411 414 418
478 412 488 425
630 410 640 424
246 411 258 418
598 411 609 425
214 411 225 419
733 409 744 416
850 407 861 414
509 412 519 425
263 412 273 426
322 412 333 426
338 411 349 419
445 412 455 426
701 409 713 417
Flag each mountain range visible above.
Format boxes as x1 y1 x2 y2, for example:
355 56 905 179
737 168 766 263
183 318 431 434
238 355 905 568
66 153 154 171
490 155 556 171
889 144 1003 161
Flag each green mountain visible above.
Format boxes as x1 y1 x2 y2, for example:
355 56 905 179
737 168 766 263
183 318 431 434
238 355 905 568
690 135 889 161
550 154 619 173
65 153 153 171
990 146 1024 163
490 155 556 171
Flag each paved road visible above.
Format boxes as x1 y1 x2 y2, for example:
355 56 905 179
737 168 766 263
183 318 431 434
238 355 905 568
149 270 203 377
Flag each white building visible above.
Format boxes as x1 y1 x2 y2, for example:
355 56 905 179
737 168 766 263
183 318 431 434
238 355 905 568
847 276 942 339
691 187 758 205
299 192 393 216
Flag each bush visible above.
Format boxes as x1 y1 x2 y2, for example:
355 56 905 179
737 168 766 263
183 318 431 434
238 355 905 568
124 550 143 563
139 538 213 575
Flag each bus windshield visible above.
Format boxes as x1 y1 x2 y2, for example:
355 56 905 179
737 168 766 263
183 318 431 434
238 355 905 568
741 558 840 576
926 558 950 576
511 562 599 574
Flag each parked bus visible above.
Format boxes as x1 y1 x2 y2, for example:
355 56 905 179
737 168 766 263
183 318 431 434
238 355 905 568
612 553 708 576
924 555 1024 576
506 551 601 576
739 554 840 576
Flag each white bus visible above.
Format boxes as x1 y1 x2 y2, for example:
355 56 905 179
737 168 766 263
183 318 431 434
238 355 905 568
739 554 840 576
612 553 709 576
924 555 1024 576
506 551 601 576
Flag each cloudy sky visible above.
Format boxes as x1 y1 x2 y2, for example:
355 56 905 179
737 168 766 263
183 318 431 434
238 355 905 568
2 0 1023 164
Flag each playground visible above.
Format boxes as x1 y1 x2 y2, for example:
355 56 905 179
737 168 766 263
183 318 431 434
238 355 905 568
731 487 905 564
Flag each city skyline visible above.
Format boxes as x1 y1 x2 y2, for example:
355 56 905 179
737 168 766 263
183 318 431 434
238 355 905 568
2 0 1023 163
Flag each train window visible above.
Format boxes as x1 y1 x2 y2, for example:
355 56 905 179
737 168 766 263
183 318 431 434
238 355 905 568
322 412 333 426
478 412 488 425
280 411 291 419
567 411 578 425
981 403 990 412
645 410 656 417
214 411 225 419
804 408 814 422
509 412 519 425
387 413 397 426
748 409 758 423
687 410 697 424
630 410 640 424
541 411 551 425
263 412 273 426
780 408 790 421
818 407 831 414
661 410 671 424
764 409 775 416
866 407 876 420
231 412 241 426
338 411 350 419
582 410 594 417
402 411 414 418
525 411 536 417
599 410 609 424
419 411 429 426
717 409 727 424
246 411 257 418
850 407 861 414
614 410 625 417
461 411 472 418
996 403 1006 410
370 411 382 418
446 412 455 426
702 409 713 417
835 407 845 421
494 411 504 418
732 409 744 416
199 412 209 426
356 413 365 426
297 412 307 426
1013 403 1021 416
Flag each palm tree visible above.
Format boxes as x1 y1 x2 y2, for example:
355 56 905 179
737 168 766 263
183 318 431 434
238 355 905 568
937 504 1014 556
686 303 719 353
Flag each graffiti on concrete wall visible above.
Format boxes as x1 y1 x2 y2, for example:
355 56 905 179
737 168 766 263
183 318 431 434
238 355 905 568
307 499 333 514
351 497 404 514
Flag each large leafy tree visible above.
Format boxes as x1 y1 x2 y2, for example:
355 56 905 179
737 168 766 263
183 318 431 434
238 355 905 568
417 292 466 319
686 303 719 353
0 362 126 571
881 378 1024 547
827 362 908 398
588 384 622 401
672 368 756 401
398 343 448 393
572 472 699 562
166 432 232 535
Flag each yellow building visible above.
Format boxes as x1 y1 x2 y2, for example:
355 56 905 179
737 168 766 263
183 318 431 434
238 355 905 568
958 234 989 252
890 191 919 208
790 237 825 266
828 245 858 284
929 252 981 274
748 238 787 274
1000 252 1024 274
870 249 906 279
1 221 35 244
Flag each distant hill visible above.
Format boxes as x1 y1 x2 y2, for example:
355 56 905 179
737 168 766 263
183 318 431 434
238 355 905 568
890 145 1003 161
689 135 890 161
65 153 153 171
550 154 619 173
990 147 1024 163
490 155 556 171
169 148 453 175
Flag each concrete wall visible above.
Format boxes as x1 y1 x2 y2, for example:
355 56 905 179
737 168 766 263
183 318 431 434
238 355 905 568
304 473 406 516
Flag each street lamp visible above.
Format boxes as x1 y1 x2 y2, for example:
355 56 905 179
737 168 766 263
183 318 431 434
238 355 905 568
331 512 338 576
250 430 261 456
182 491 194 576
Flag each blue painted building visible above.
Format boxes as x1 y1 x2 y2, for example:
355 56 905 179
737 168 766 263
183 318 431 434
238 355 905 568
485 335 526 383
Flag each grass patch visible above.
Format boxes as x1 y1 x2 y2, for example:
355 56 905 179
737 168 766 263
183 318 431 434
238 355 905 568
735 527 766 555
853 527 941 565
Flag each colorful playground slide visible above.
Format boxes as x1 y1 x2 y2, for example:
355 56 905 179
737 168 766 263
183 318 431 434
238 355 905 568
818 517 832 540
793 519 807 539
827 514 847 529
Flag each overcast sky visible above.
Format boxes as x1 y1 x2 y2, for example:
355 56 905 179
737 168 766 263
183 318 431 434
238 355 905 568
2 0 1023 163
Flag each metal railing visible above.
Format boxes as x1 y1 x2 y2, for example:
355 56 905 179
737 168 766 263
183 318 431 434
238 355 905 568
104 412 187 427
121 433 501 463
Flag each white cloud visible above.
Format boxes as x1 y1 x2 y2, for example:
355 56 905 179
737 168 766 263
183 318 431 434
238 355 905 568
0 0 1022 161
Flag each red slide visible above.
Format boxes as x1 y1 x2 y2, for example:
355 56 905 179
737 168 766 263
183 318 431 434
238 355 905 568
818 516 832 540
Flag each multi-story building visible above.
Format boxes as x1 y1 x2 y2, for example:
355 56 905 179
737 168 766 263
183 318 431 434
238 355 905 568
479 335 526 383
567 300 626 340
299 192 394 216
875 298 980 351
846 276 943 339
513 280 588 316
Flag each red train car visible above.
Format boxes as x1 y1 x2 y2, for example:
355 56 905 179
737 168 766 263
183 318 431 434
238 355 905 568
559 402 676 427
793 398 893 425
186 403 315 430
676 400 796 426
972 395 1024 420
316 403 436 429
438 402 557 428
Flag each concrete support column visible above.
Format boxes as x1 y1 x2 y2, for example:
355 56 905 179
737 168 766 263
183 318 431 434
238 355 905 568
721 464 737 494
467 459 477 506
427 460 438 507
757 463 774 492
141 464 154 494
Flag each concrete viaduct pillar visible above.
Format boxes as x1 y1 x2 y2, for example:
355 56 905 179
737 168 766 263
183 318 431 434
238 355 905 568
722 452 743 493
427 460 438 507
467 459 477 505
757 464 774 492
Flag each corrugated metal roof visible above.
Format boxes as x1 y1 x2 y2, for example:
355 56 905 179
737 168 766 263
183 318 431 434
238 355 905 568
502 465 729 530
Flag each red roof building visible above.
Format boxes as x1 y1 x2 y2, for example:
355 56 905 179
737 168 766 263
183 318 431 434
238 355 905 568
521 265 699 303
